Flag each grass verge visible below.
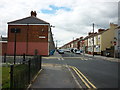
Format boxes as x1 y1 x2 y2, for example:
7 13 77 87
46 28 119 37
2 64 28 88
2 66 10 88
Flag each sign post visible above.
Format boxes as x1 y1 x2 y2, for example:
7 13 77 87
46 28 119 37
113 37 117 58
11 28 20 64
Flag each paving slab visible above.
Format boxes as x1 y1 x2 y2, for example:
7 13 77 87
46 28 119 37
30 64 80 88
84 53 120 62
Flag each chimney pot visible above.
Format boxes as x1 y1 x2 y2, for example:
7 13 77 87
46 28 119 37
31 11 37 17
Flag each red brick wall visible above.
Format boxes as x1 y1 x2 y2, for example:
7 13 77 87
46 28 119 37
7 24 49 55
8 25 48 42
7 42 26 55
7 42 48 55
28 42 48 55
2 43 7 55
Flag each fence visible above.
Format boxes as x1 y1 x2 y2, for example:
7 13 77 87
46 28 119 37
9 55 42 88
2 53 33 64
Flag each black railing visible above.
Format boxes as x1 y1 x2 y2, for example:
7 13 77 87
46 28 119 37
2 53 32 64
9 55 42 88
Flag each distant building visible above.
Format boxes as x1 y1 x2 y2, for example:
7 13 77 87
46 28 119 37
60 38 82 50
115 26 120 58
60 23 118 57
0 36 8 55
100 23 118 56
0 36 2 56
85 23 118 56
7 11 55 56
85 32 98 54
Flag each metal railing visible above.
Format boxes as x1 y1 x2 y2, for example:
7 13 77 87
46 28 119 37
2 53 33 64
9 55 42 88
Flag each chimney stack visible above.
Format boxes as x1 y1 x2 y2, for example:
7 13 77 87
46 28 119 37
80 37 83 39
98 29 105 32
31 11 37 17
88 32 92 35
88 32 97 35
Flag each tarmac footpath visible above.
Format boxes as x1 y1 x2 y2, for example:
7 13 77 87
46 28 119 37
29 63 82 88
28 51 97 89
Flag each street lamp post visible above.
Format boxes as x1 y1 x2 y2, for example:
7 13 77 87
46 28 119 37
26 24 29 55
56 40 58 49
113 37 117 58
93 23 94 57
14 30 17 64
11 28 20 64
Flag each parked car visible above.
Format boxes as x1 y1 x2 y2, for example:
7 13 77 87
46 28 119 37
58 49 64 54
75 50 81 54
73 49 77 53
105 52 110 57
71 48 74 53
71 48 77 53
64 49 70 52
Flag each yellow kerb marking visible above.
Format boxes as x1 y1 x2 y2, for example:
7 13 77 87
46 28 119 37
69 66 97 89
74 67 97 89
72 67 91 88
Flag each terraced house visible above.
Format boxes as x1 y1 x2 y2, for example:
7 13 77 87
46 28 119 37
0 36 7 55
85 29 106 55
114 26 120 57
6 11 55 56
60 23 119 58
100 23 118 56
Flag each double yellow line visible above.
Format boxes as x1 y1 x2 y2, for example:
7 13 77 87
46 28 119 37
69 66 97 89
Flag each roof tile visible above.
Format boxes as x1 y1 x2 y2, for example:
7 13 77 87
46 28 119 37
8 16 49 24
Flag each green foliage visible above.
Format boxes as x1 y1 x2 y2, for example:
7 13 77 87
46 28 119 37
2 64 28 88
2 67 10 88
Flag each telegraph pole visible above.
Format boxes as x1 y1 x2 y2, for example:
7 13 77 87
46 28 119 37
73 37 74 48
56 40 58 49
14 29 17 64
93 23 94 57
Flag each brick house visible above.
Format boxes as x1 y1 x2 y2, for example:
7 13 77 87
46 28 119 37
0 36 8 55
114 26 120 58
7 11 55 56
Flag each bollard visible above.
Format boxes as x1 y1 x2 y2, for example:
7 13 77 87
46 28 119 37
10 65 14 89
28 59 31 84
4 53 6 63
39 55 42 69
23 53 25 64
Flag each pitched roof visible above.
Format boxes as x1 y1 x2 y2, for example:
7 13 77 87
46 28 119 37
1 37 8 41
84 30 106 40
0 36 8 42
8 16 49 24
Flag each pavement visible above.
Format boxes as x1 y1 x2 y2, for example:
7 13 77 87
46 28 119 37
29 51 119 89
29 51 82 88
30 63 81 88
84 53 120 63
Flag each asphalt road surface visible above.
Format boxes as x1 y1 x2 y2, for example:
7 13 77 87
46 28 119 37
42 52 120 88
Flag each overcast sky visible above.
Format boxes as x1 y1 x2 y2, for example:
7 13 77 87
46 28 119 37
0 0 119 47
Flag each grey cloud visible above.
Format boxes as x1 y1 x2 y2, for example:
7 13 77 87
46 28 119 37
0 0 118 47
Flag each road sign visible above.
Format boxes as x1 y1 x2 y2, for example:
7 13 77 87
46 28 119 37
82 40 85 44
39 36 46 39
113 41 117 46
11 28 21 33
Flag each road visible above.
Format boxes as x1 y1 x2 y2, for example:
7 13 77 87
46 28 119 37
42 52 120 88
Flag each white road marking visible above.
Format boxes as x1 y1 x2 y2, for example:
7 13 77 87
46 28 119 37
61 58 64 60
58 58 61 60
80 57 88 61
